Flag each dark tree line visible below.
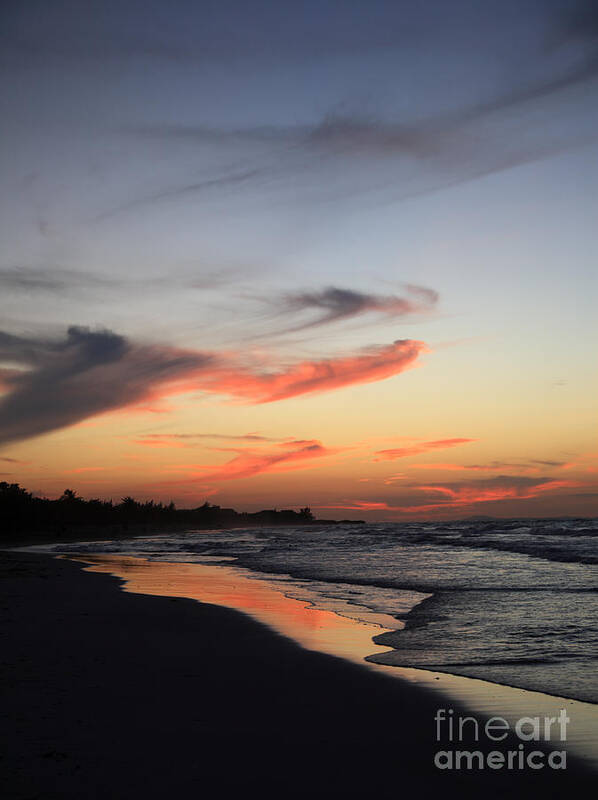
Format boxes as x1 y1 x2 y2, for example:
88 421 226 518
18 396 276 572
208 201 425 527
0 481 316 540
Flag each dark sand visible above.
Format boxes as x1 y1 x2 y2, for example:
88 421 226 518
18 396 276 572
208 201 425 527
1 551 594 798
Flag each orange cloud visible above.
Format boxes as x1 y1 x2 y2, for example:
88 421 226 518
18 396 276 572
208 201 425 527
132 438 187 448
418 480 570 503
187 439 337 482
562 454 598 473
384 473 407 484
374 437 475 461
335 501 395 511
133 432 276 447
201 339 426 404
323 476 584 515
0 326 427 444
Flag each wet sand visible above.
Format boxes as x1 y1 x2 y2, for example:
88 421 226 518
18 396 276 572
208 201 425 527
1 551 595 798
75 553 598 768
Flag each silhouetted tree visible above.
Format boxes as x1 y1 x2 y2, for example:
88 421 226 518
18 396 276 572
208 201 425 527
1 482 327 539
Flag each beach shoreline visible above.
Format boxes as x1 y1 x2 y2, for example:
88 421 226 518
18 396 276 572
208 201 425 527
69 551 598 768
1 550 595 798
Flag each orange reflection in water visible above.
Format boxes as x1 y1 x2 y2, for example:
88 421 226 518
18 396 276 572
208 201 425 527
67 553 598 769
72 554 393 666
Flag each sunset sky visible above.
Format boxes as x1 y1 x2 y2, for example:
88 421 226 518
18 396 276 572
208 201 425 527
1 0 597 519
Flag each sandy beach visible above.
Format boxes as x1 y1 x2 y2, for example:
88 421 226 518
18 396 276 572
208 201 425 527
1 550 595 798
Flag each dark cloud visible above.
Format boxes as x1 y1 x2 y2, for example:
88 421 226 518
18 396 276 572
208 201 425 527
126 115 452 160
425 475 559 491
163 116 434 159
272 284 438 333
403 284 439 305
410 458 570 472
0 268 71 293
0 267 116 295
0 326 212 446
0 266 236 296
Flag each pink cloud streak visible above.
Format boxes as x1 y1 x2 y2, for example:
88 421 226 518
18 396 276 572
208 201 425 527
374 437 476 461
200 339 426 404
322 477 583 515
186 439 338 482
0 326 428 444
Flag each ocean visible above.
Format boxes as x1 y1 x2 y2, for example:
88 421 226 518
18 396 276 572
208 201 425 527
40 517 598 705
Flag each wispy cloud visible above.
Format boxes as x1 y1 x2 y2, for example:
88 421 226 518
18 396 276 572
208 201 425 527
264 284 438 334
120 112 593 215
200 338 426 404
383 473 407 484
0 267 94 294
408 458 571 474
0 266 235 296
374 438 475 461
530 459 568 468
409 462 517 471
105 0 598 221
561 453 598 473
184 439 336 482
413 476 580 509
128 11 598 213
95 167 265 220
323 475 584 515
133 432 278 448
7 1 598 225
0 327 427 444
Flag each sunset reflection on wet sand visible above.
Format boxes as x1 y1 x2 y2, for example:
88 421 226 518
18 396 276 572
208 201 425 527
70 554 598 768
